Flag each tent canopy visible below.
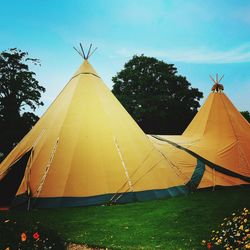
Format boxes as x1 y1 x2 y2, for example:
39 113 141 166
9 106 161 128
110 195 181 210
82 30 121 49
0 59 200 208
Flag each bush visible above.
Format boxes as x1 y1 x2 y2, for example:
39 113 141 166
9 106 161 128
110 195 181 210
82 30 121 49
0 217 66 249
202 208 250 249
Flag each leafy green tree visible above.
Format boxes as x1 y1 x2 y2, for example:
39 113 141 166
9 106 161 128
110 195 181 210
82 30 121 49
241 111 250 123
112 55 203 134
0 48 45 161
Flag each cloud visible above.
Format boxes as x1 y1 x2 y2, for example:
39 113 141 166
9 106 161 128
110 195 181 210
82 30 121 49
116 43 250 64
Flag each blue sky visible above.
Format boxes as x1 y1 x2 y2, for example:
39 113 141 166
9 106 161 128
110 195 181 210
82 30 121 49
1 0 250 115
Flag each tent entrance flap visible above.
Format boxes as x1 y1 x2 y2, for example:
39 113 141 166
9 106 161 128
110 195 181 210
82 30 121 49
0 150 32 206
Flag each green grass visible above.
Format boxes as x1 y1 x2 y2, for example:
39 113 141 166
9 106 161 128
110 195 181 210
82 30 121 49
1 188 250 249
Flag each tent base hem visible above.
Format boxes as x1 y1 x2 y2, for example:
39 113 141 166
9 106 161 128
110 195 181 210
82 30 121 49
12 185 189 209
11 184 250 209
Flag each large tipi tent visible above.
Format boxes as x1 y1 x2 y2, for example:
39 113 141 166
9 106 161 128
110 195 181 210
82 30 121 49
0 48 201 208
151 77 250 189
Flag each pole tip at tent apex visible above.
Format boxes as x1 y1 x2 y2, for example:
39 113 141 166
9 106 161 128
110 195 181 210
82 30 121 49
73 43 98 60
210 73 224 92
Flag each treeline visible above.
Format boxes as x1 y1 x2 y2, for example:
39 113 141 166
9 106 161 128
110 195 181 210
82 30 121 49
0 49 45 161
1 50 249 162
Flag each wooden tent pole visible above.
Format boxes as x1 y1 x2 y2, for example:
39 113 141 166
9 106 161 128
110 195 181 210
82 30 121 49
79 43 86 59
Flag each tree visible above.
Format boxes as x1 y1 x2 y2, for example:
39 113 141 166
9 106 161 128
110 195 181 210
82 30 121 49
0 48 45 161
112 55 203 134
241 111 250 123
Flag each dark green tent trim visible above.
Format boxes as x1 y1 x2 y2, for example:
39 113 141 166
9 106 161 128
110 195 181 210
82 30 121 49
13 184 250 209
186 159 205 191
22 185 189 208
12 155 206 209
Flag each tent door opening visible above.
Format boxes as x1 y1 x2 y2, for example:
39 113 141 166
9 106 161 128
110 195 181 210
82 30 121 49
0 150 32 207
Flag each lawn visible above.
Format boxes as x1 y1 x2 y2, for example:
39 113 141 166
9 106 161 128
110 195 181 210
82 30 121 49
1 187 250 249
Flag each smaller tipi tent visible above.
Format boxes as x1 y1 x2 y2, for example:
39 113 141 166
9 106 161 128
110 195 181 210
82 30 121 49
151 75 250 189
